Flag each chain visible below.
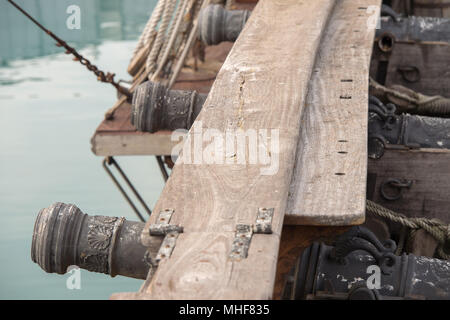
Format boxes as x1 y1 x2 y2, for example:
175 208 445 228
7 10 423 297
7 0 131 100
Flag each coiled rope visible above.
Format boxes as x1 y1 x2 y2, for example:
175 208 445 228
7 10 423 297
366 200 450 259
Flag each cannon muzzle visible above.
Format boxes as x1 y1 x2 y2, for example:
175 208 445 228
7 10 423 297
31 202 153 280
198 4 250 45
131 81 207 133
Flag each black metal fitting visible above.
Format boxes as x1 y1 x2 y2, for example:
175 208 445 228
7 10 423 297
283 226 450 300
131 81 207 133
31 202 151 280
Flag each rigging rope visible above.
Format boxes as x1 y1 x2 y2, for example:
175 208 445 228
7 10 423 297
366 200 450 259
370 78 450 117
132 0 166 59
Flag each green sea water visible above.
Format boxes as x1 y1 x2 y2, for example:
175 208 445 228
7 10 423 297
0 0 163 299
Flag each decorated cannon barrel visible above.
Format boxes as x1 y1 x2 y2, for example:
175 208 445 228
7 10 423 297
31 203 151 280
131 81 207 133
197 4 251 45
283 226 450 300
368 96 450 156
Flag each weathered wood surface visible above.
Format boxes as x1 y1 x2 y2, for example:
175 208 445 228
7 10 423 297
370 41 450 97
368 147 450 224
285 0 380 226
391 0 450 18
137 0 337 299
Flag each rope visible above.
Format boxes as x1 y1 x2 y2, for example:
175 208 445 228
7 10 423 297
366 200 450 259
132 0 166 59
369 78 450 117
152 0 190 81
146 0 177 74
168 0 209 88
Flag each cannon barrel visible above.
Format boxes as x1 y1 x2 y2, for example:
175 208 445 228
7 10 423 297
368 96 450 151
131 81 207 133
31 202 155 280
284 226 450 300
197 4 250 45
377 16 450 44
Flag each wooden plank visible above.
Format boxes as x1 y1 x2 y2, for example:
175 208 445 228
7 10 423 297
383 42 450 97
285 0 380 226
368 147 450 224
137 0 336 299
91 131 176 156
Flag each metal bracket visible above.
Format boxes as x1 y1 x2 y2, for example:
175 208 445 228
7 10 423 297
229 224 253 260
156 231 180 262
149 209 184 236
229 208 274 260
253 207 274 234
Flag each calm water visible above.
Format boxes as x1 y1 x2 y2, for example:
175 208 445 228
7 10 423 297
0 0 164 299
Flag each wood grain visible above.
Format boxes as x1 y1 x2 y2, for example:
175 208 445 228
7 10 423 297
137 0 336 299
285 0 381 226
383 42 450 97
368 147 450 224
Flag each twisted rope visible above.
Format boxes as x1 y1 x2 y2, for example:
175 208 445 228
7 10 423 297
370 77 450 117
146 0 177 74
152 0 190 81
132 0 166 59
366 200 450 259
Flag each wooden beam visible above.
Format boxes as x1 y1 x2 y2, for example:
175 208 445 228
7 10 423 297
285 0 381 226
136 0 336 299
91 131 176 156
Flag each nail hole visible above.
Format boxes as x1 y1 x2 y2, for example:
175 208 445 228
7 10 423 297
340 95 352 99
338 140 348 143
341 79 353 82
335 173 346 176
358 7 367 9
338 151 348 154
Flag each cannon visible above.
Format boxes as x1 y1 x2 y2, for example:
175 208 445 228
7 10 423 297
131 81 207 132
283 226 450 300
197 4 251 45
368 96 450 158
31 203 161 280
